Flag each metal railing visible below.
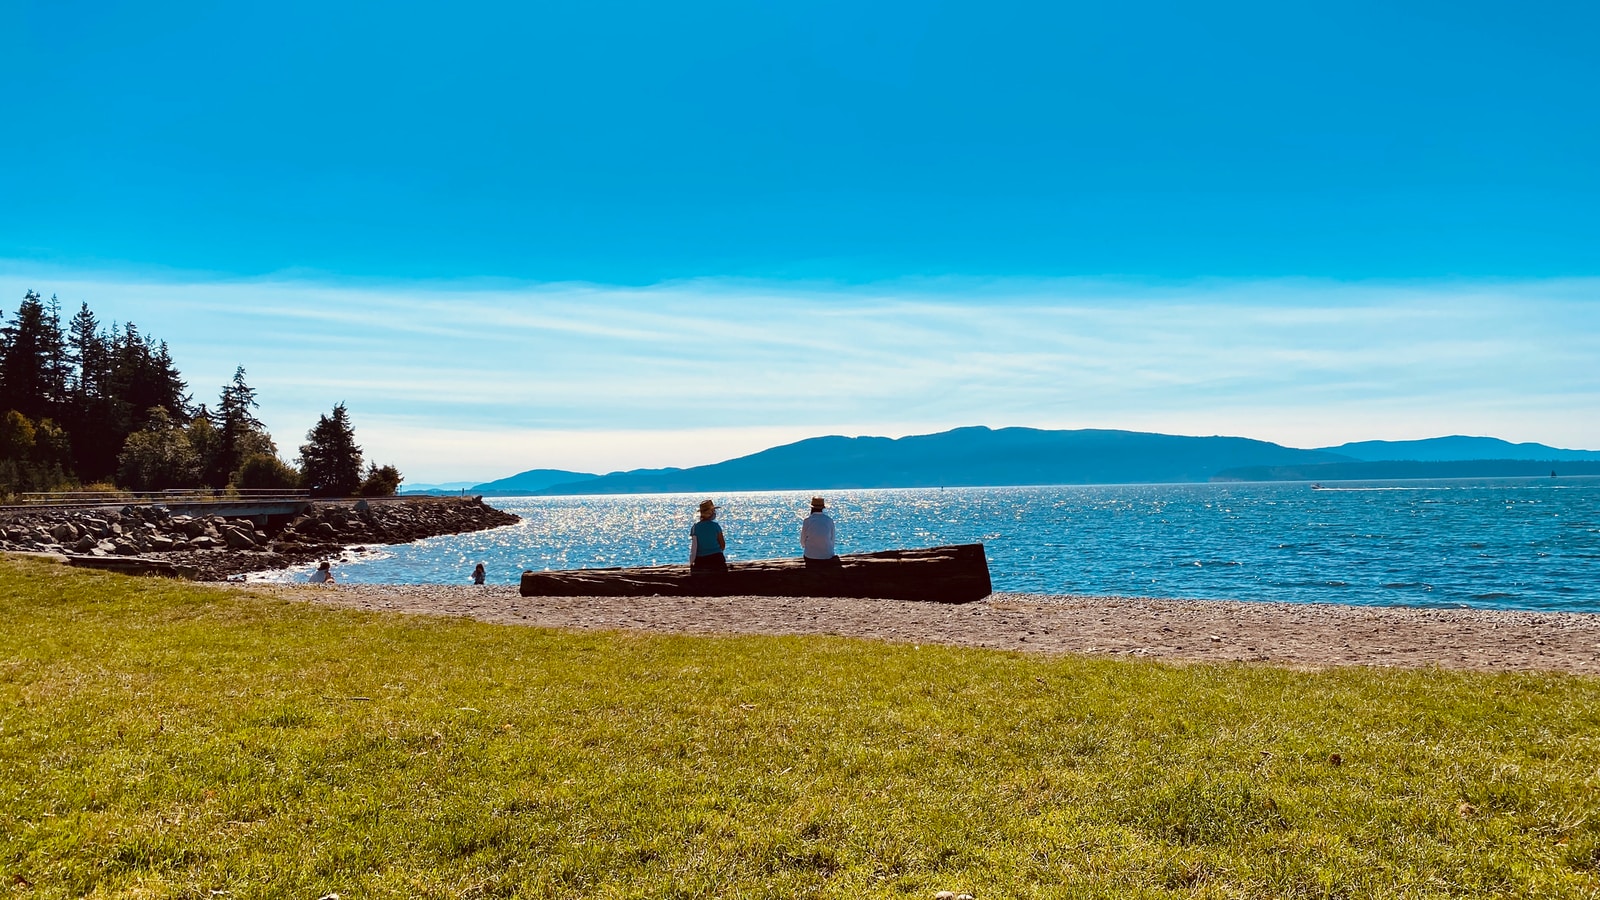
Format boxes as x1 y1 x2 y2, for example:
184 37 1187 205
7 488 312 511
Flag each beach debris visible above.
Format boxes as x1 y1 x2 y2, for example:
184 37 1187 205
1209 635 1222 643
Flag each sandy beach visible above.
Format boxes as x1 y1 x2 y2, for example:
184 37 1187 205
234 583 1600 675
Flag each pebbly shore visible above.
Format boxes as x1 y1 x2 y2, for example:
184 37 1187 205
236 582 1600 675
0 496 519 580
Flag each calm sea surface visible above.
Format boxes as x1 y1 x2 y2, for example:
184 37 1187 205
252 477 1600 613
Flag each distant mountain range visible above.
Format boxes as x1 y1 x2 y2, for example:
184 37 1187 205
469 469 603 494
453 427 1600 496
399 480 480 495
1215 459 1600 482
1316 436 1600 463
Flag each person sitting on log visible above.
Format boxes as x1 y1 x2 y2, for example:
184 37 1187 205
689 499 728 573
800 496 842 569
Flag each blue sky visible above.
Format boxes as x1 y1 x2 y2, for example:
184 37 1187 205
3 2 1598 482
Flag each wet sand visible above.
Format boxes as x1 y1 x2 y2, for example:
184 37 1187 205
232 583 1600 675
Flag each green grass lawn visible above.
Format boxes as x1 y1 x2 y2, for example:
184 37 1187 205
3 557 1599 899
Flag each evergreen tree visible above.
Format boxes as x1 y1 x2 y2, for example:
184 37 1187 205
107 324 190 431
209 367 267 487
0 291 68 422
81 322 193 483
42 296 69 414
297 403 363 497
66 301 105 399
63 302 116 480
0 291 292 491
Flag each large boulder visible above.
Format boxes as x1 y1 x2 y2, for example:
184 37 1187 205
222 527 257 550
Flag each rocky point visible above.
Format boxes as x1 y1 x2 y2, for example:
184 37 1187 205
0 496 520 580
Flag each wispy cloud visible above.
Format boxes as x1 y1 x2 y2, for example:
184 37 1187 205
3 264 1596 481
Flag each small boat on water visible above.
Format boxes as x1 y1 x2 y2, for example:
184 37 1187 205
519 543 992 603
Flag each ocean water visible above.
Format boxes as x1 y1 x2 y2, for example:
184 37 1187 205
253 477 1600 613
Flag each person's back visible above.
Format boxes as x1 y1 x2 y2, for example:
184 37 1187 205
690 499 728 572
800 497 840 567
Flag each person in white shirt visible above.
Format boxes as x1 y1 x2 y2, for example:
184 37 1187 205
800 496 841 568
310 560 334 583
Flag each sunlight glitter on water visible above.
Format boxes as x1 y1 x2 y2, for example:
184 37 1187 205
254 478 1600 613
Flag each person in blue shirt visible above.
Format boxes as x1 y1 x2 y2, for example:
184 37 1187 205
689 499 728 573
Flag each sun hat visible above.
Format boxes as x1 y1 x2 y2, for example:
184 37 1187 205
810 497 826 511
698 499 718 515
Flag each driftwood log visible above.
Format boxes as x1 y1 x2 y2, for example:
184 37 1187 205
64 554 199 579
519 543 991 603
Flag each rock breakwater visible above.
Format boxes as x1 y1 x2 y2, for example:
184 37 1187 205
0 496 519 580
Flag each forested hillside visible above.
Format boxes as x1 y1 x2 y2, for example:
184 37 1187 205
0 291 400 499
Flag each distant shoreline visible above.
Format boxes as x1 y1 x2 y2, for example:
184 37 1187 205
421 470 1600 499
409 428 1600 497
